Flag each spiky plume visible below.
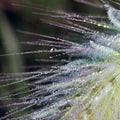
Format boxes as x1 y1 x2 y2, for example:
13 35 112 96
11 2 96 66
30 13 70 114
1 0 120 120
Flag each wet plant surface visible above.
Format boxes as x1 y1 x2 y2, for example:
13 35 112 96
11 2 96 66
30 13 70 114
1 0 120 120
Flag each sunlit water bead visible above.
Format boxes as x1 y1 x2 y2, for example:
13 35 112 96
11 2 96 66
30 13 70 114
92 33 120 52
65 62 120 120
2 1 120 120
30 62 108 120
68 40 119 61
107 6 120 28
86 6 120 53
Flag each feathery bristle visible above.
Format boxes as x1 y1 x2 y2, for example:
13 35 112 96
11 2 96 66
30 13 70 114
1 0 120 120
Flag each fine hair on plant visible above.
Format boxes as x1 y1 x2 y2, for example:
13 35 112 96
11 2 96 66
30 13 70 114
0 0 120 120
